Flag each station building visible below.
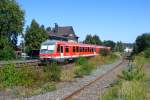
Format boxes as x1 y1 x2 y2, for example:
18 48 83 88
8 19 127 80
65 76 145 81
48 23 79 42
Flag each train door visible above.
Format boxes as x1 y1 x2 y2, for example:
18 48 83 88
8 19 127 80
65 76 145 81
60 46 64 58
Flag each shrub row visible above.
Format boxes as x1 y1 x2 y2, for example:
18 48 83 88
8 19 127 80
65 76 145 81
0 62 61 88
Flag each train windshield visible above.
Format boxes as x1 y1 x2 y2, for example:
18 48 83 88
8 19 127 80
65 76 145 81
40 45 55 54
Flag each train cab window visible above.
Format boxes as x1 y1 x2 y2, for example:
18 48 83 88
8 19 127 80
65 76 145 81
65 47 69 53
57 45 60 53
73 46 75 52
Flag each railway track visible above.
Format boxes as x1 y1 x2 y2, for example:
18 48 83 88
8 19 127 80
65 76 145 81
0 59 75 70
0 59 40 68
63 59 127 100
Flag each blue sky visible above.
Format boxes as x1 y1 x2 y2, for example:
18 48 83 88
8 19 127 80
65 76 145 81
17 0 150 43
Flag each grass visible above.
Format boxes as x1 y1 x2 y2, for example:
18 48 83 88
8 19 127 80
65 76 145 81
101 54 150 100
74 53 120 77
60 52 120 81
60 68 75 81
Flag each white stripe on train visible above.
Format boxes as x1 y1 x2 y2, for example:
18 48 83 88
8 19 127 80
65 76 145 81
40 54 98 59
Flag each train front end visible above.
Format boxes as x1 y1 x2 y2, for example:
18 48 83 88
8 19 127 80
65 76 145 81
39 40 56 61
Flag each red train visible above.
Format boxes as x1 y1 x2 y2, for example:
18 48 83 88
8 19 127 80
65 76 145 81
39 40 110 62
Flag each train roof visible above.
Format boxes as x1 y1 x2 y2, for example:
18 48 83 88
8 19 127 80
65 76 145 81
41 40 57 45
41 40 110 49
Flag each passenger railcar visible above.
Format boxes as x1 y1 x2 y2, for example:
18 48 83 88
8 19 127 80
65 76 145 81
39 40 110 62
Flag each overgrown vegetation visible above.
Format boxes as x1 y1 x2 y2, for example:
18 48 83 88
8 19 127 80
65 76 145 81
75 53 120 77
75 57 93 77
0 62 62 96
143 48 150 58
101 54 150 100
0 37 15 60
43 63 61 81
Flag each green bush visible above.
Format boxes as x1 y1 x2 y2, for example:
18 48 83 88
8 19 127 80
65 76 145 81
43 63 61 81
0 63 50 87
100 49 109 56
75 61 94 77
121 64 144 81
0 37 15 60
0 63 28 87
144 48 150 58
75 57 87 66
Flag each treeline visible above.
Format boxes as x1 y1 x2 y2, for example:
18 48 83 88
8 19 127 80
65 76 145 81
84 34 124 52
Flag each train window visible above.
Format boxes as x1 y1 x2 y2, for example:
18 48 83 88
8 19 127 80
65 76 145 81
94 48 96 52
76 47 79 52
85 47 86 52
65 47 69 53
92 48 93 52
88 47 89 52
57 45 60 52
60 46 63 53
80 47 82 52
73 46 75 52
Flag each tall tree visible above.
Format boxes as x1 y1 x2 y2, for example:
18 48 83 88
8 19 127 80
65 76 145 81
114 41 124 52
84 34 93 44
92 35 102 45
46 26 51 33
133 33 150 54
0 0 24 47
84 34 102 45
25 19 48 54
103 40 116 51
